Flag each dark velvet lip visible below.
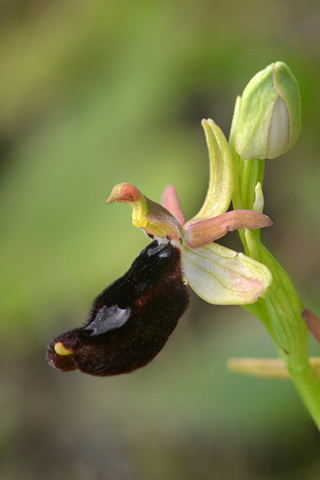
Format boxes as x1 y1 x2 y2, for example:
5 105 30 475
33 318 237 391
47 239 190 376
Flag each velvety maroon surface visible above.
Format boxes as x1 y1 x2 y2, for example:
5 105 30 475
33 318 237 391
47 240 190 376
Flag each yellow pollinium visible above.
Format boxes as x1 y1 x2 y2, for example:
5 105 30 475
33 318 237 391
132 205 148 228
54 342 72 356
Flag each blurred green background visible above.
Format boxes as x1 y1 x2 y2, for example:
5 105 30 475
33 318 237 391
1 0 320 478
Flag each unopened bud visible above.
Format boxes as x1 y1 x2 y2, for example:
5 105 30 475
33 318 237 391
234 62 301 160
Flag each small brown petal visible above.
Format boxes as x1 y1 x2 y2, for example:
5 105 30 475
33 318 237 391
184 210 273 248
302 308 320 346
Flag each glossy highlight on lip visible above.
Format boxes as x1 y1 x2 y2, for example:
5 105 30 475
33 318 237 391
47 240 190 376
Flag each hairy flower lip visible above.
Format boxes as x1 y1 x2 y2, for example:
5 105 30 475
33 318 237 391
47 239 190 376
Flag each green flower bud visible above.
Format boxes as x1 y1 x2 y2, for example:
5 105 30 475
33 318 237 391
234 62 301 160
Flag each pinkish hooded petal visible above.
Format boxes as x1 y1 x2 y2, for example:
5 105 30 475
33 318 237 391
184 210 272 248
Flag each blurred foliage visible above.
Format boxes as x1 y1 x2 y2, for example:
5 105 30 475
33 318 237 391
1 0 320 478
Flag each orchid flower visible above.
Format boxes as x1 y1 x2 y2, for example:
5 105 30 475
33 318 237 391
47 119 272 376
107 119 272 305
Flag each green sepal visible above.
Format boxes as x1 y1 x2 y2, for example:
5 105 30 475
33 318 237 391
182 241 272 305
189 119 234 223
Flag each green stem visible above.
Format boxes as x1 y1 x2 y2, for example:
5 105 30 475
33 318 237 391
229 103 320 429
283 352 320 427
239 159 265 213
229 99 265 248
245 230 320 429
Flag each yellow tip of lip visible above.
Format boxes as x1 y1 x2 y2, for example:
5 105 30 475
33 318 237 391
54 342 72 356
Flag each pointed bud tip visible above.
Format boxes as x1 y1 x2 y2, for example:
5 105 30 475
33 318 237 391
201 118 215 128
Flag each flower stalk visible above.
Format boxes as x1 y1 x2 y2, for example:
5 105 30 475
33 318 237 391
229 62 320 429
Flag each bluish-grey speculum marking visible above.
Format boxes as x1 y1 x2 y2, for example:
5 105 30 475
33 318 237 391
84 305 131 336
